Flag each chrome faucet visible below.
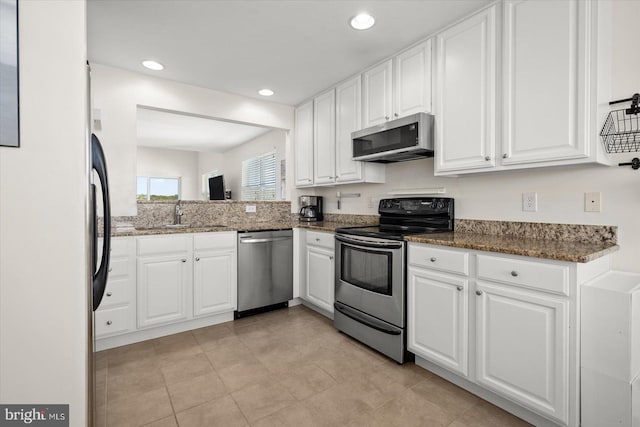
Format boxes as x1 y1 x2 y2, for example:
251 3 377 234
175 200 183 225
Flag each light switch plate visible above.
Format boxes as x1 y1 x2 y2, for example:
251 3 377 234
245 205 257 213
585 192 601 212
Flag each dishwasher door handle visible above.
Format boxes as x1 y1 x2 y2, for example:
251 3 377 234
239 236 292 244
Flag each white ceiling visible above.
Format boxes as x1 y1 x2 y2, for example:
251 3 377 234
136 107 271 152
87 0 491 106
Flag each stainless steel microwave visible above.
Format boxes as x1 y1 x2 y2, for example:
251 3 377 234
351 112 434 163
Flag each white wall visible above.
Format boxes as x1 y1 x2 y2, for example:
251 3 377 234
0 1 89 425
91 64 294 215
314 0 640 272
198 129 287 200
137 147 200 200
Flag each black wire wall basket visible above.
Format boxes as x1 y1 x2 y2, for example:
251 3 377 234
600 93 640 153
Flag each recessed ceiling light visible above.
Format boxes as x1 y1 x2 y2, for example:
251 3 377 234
350 13 375 30
142 60 164 71
258 89 274 97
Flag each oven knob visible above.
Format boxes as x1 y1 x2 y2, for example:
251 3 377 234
436 201 446 210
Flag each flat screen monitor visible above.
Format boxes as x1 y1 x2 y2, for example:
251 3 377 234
208 175 225 200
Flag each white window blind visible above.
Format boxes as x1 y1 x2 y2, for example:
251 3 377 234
242 151 276 200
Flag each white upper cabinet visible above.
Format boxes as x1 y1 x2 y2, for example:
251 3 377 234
335 76 385 184
435 5 497 174
363 40 433 128
313 88 337 185
363 60 393 127
502 0 591 165
294 100 314 187
394 40 433 119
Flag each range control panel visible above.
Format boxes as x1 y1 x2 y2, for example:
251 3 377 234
378 197 454 216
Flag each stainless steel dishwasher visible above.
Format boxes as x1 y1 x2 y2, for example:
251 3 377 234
236 229 293 317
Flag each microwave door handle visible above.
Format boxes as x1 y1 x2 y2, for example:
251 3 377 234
92 134 111 311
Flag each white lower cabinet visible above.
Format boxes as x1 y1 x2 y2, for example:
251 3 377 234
137 243 192 328
408 266 468 376
95 237 136 338
193 233 237 317
301 230 335 314
475 281 569 424
407 242 610 427
135 232 236 329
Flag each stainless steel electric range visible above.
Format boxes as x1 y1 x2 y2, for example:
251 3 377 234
334 197 454 363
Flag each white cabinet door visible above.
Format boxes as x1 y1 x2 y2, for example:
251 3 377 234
137 255 191 328
313 89 336 185
475 281 569 425
502 0 589 165
408 267 468 376
305 245 335 313
294 100 314 187
435 6 497 174
335 76 363 183
363 59 393 128
395 40 432 117
193 250 236 317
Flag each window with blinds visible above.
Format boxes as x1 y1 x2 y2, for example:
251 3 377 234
241 151 276 200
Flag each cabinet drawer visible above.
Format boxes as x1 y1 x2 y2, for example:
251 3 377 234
110 238 130 257
409 244 469 276
307 231 335 249
477 254 570 296
108 257 130 279
137 235 191 256
95 306 131 337
194 232 236 251
99 278 132 308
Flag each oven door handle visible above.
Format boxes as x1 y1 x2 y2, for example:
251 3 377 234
335 235 404 250
334 303 401 335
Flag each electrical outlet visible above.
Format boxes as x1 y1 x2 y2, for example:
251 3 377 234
245 205 257 213
585 192 601 212
522 192 538 212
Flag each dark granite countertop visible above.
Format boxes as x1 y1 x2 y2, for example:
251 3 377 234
405 231 619 263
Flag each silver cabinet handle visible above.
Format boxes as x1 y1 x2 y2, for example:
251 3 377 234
181 258 187 263
503 153 508 159
106 292 112 297
106 320 112 325
511 271 519 277
485 156 490 161
195 257 200 261
457 286 463 291
430 257 436 262
476 290 483 296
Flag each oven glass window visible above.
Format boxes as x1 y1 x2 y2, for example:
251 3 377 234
341 246 392 295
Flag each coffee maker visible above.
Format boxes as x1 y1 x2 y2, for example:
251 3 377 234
299 195 324 222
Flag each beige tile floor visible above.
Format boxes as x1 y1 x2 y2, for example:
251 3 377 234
95 305 531 427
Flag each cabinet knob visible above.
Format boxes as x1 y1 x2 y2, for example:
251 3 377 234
106 292 112 297
181 258 187 263
106 320 112 325
329 256 334 260
394 113 399 117
476 290 483 296
195 257 200 261
503 153 508 159
457 286 463 291
108 268 112 272
511 271 519 277
385 116 390 120
430 257 436 262
315 238 320 242
485 156 490 161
